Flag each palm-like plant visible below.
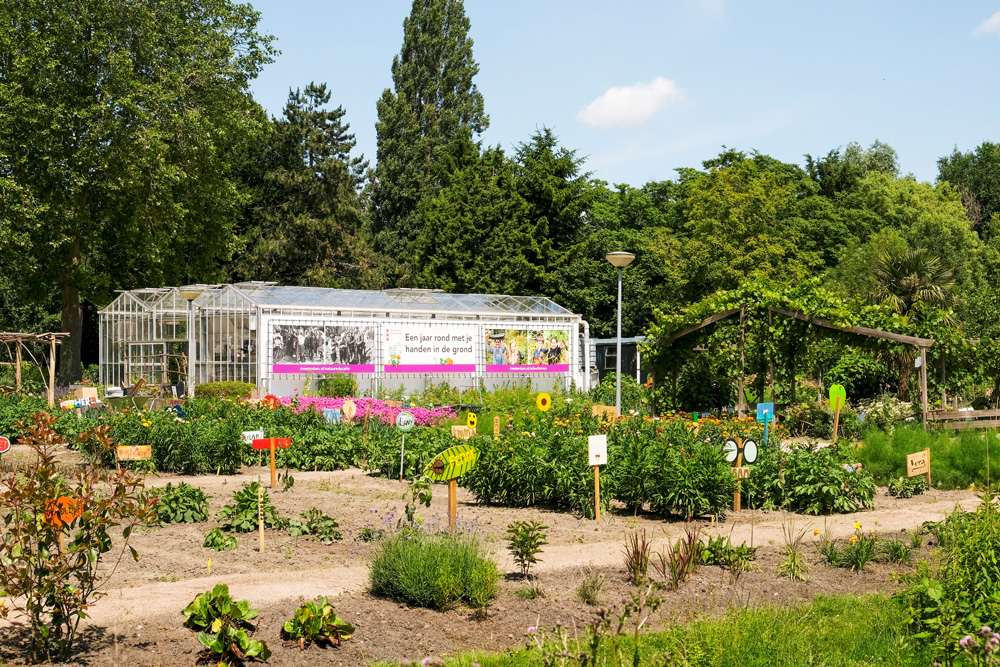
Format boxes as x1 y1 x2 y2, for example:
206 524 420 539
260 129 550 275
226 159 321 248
871 247 955 317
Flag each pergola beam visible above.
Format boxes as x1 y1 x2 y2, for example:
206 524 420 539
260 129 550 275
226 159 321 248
767 308 935 348
666 309 741 342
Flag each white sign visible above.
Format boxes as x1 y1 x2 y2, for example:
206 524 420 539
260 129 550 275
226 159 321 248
384 324 477 373
588 434 608 467
242 430 264 444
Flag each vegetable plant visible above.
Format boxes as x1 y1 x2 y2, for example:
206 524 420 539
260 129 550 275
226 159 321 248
216 482 286 533
505 519 548 579
155 482 210 524
204 527 238 551
183 584 269 666
281 596 354 649
288 508 343 543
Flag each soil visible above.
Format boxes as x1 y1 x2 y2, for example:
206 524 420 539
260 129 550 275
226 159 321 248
0 444 981 666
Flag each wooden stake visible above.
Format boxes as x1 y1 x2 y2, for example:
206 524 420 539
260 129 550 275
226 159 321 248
494 416 500 438
269 438 276 490
733 450 743 512
920 346 929 431
924 447 931 487
363 404 370 443
593 465 601 522
258 485 264 552
14 342 21 391
448 478 457 531
832 397 842 442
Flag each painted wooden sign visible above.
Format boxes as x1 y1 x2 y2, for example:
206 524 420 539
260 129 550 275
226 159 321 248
451 425 474 440
116 445 152 460
396 411 415 432
591 405 617 421
756 402 774 423
494 416 500 437
242 430 264 444
732 467 750 479
323 408 341 424
341 399 357 421
467 412 478 430
588 434 608 466
828 384 846 409
60 397 100 410
252 437 290 450
0 436 9 454
424 444 480 482
907 448 931 485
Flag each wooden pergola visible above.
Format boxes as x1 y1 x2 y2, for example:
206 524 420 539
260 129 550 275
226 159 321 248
0 332 70 407
664 307 935 427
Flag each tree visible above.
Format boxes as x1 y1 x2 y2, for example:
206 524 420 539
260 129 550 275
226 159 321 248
937 141 1000 235
233 83 369 286
371 0 488 283
871 247 955 318
0 0 276 382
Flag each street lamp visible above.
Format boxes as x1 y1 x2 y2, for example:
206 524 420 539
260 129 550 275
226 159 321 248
605 251 635 417
179 287 204 398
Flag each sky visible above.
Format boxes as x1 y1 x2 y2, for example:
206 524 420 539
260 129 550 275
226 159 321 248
246 1 1000 186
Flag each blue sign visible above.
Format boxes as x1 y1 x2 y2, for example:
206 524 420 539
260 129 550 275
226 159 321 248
756 403 775 423
323 408 341 424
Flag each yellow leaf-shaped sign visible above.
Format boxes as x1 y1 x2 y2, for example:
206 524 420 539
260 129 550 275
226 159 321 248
424 445 480 482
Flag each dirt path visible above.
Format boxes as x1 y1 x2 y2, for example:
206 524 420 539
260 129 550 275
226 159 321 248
0 466 980 666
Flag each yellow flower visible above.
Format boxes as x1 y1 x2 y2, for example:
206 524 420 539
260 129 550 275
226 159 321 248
211 618 223 633
853 522 861 530
813 529 821 536
849 536 858 543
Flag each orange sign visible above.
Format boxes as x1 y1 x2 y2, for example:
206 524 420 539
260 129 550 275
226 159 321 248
44 496 81 528
116 445 152 460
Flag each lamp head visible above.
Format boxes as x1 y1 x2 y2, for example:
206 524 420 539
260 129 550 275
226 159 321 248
179 287 204 302
605 251 636 269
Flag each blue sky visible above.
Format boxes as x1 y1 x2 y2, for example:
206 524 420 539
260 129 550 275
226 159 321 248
247 1 1000 186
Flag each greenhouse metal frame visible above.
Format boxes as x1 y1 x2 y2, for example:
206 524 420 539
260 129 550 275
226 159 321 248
100 283 592 395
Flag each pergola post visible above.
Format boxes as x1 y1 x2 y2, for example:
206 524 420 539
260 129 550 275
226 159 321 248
15 342 22 390
47 335 56 408
737 308 745 417
767 310 776 403
920 346 929 430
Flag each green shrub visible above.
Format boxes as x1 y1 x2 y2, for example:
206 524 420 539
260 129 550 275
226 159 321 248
216 482 286 533
368 529 500 611
505 520 548 579
316 375 357 398
782 400 862 440
826 351 895 402
646 422 735 519
155 482 210 524
701 535 757 572
590 374 646 415
781 445 875 514
194 381 256 399
898 499 1000 662
281 597 354 648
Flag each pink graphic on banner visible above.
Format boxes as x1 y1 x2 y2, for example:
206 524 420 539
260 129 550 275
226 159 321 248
486 364 570 373
385 364 476 373
273 364 375 374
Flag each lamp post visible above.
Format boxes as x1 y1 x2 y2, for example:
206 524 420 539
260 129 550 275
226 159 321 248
179 288 204 398
605 251 635 417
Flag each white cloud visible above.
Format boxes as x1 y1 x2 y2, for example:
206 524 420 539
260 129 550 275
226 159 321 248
577 77 686 130
691 0 725 19
973 10 1000 35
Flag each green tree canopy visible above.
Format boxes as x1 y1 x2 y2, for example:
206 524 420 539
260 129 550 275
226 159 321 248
0 0 276 381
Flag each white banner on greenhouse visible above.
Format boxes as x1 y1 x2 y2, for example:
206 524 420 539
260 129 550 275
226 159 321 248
383 324 476 373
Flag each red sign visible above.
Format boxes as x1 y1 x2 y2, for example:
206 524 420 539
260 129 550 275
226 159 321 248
252 437 290 451
0 436 9 453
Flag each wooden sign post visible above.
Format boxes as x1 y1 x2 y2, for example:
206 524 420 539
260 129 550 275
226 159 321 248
424 445 480 530
724 438 757 512
591 405 617 423
252 437 290 489
257 485 265 552
116 445 152 471
494 416 500 438
829 385 847 441
907 448 931 486
588 434 608 522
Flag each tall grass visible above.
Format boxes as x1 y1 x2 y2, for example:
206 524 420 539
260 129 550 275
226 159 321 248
858 425 1000 489
376 594 932 666
368 529 500 611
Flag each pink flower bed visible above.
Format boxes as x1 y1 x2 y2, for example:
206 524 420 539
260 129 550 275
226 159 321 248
277 396 455 426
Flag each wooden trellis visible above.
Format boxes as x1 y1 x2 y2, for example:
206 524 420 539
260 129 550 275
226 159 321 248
0 332 70 407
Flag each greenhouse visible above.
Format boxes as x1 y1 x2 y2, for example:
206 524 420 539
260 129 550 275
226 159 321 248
99 283 592 395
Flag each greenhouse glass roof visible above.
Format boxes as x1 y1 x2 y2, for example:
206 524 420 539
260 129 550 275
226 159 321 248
229 284 574 316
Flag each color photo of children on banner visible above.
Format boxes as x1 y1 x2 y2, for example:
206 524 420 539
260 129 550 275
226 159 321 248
484 329 569 372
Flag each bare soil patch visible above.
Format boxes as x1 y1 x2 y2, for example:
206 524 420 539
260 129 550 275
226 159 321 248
0 466 978 666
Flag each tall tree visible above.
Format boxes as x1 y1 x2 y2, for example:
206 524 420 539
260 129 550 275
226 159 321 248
371 0 488 283
233 83 369 286
0 0 275 382
937 141 1000 236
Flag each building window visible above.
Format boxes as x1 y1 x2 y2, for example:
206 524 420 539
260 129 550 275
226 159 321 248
604 347 617 370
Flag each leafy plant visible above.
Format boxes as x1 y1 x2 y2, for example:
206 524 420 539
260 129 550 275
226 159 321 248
506 519 548 579
155 482 210 524
888 475 929 498
281 597 354 649
316 375 357 398
204 527 238 551
882 538 911 564
622 530 652 585
781 444 876 514
0 413 155 662
216 482 286 533
288 508 343 544
777 520 811 581
701 534 757 577
652 527 702 590
356 526 386 542
194 381 257 399
183 584 269 667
